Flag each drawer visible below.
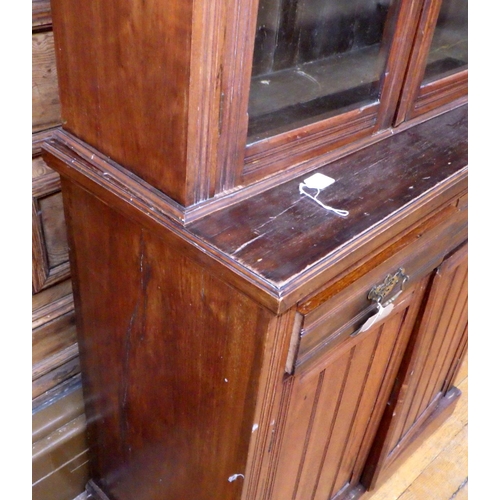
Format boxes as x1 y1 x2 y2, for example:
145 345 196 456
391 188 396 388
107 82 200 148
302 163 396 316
291 199 467 372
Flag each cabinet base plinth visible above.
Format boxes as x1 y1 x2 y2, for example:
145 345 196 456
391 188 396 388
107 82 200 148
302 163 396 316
85 480 110 500
365 386 462 491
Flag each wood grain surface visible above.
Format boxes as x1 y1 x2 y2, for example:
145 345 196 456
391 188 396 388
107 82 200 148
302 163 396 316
62 179 275 500
364 354 468 500
32 31 61 132
190 105 468 288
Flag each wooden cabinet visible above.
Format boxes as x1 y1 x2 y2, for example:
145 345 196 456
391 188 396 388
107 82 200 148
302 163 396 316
265 280 427 500
247 180 467 500
362 242 468 490
32 2 91 498
40 0 467 499
395 0 468 124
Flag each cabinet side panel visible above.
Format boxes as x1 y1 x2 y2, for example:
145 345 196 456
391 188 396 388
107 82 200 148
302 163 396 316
51 0 192 204
62 180 273 500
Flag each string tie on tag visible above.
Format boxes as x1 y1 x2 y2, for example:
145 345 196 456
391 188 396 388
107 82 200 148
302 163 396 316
299 183 349 217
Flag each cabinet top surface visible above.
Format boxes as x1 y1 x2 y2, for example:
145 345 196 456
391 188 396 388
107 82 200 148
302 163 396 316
44 105 467 312
188 105 467 289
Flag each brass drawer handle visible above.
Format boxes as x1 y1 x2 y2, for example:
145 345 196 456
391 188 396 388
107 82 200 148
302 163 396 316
351 268 409 337
367 268 409 306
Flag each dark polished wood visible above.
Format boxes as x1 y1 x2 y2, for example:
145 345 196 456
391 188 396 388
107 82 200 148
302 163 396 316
188 105 468 309
43 104 467 315
40 1 468 498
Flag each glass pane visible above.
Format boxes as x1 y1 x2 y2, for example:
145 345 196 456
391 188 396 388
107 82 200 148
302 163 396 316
247 0 395 143
423 0 468 83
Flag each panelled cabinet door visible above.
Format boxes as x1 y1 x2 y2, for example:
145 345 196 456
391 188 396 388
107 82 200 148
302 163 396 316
267 280 427 500
362 243 468 489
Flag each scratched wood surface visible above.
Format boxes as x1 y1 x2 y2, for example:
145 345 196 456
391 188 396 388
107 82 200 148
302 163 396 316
189 105 468 288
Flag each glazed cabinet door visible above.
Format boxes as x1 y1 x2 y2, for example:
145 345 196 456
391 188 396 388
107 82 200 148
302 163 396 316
395 0 468 124
362 242 468 489
267 279 427 500
242 0 428 185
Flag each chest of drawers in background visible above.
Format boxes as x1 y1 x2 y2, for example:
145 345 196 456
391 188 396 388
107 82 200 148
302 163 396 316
32 1 89 498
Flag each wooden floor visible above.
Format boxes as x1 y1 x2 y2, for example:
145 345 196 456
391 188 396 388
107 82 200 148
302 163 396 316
364 353 468 500
76 355 468 500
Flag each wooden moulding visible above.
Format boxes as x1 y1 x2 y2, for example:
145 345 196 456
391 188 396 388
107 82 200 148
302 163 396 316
241 311 299 500
242 105 378 183
394 0 442 125
32 153 70 293
33 129 58 157
394 0 468 125
48 0 257 207
412 70 468 118
32 0 52 30
42 104 468 315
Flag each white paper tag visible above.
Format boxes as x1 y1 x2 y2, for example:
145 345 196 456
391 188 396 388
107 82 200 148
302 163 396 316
303 173 335 190
359 302 394 333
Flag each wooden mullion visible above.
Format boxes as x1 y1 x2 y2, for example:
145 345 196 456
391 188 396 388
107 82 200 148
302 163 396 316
394 0 444 126
375 0 426 130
